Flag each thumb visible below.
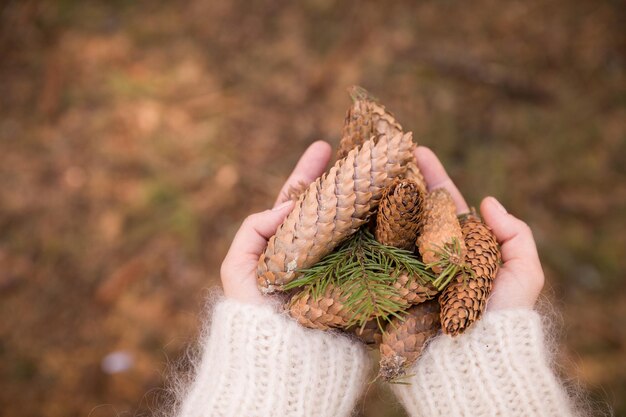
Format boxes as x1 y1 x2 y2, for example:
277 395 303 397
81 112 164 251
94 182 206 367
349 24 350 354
229 200 295 258
480 197 544 310
221 200 295 304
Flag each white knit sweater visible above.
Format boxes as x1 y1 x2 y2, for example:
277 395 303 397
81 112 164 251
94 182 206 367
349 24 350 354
177 299 576 417
392 309 577 417
177 299 371 417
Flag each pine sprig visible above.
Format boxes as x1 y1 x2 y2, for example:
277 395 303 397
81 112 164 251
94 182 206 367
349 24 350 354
284 230 436 329
427 238 474 289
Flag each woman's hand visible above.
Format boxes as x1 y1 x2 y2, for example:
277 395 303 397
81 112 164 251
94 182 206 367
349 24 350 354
415 146 545 310
220 141 332 305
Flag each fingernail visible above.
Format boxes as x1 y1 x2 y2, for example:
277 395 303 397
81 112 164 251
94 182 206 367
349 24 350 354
272 200 293 211
489 196 507 214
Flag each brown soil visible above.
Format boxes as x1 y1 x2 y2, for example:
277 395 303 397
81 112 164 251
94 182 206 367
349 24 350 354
0 1 624 416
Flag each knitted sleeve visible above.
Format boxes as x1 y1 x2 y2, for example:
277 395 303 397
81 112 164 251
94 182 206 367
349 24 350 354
392 309 577 417
176 298 371 417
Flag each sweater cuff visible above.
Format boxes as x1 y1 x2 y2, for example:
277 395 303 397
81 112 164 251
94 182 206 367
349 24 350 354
177 298 371 417
392 309 575 417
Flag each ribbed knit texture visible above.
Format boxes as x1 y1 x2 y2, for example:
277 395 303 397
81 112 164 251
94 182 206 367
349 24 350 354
177 299 371 417
392 309 576 417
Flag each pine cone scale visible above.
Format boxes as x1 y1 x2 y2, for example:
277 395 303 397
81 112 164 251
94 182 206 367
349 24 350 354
403 161 427 194
392 272 439 305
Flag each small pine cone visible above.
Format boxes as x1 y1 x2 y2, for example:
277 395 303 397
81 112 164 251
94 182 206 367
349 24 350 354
379 300 440 381
416 188 466 273
288 285 366 330
375 179 424 251
336 86 403 159
439 214 501 336
351 319 383 346
403 161 427 194
258 132 415 293
392 272 439 305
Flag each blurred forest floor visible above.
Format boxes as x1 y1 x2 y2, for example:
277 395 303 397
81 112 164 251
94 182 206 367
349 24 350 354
0 1 624 416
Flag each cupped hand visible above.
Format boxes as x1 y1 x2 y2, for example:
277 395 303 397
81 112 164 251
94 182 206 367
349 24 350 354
220 141 332 305
415 146 544 310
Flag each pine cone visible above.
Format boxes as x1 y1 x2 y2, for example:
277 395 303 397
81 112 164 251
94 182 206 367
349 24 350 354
288 285 360 330
379 300 440 381
337 86 403 159
416 188 466 273
403 161 427 194
375 179 424 251
374 180 437 306
258 132 415 293
289 270 438 331
392 272 439 305
439 213 501 336
351 319 383 346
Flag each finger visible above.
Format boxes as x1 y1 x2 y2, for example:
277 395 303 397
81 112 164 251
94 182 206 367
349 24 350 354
480 197 541 266
221 200 295 304
414 146 469 214
228 200 295 259
480 197 545 310
274 141 332 207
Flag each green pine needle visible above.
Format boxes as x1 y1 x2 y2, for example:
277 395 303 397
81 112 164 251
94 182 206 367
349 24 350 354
427 238 475 289
284 230 436 329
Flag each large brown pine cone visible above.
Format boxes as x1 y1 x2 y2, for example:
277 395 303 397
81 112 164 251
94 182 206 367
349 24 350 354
379 300 441 381
439 213 500 336
375 178 424 251
416 188 466 273
258 132 415 293
336 86 403 159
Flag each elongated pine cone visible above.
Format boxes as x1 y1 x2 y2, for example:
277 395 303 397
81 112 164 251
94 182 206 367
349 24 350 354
379 300 440 381
439 213 501 336
288 285 361 330
336 86 403 159
258 133 415 293
375 179 424 250
404 161 427 194
416 188 466 273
